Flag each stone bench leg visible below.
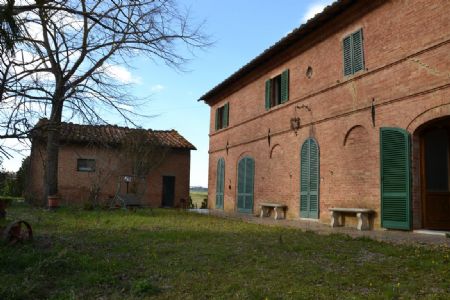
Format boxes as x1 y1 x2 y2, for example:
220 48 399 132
260 207 271 218
330 211 341 227
273 207 279 220
357 212 370 231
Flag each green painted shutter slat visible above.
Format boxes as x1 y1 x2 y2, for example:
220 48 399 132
281 69 289 103
214 108 219 131
343 35 353 76
352 29 364 73
300 141 310 218
245 158 254 210
309 139 319 219
265 79 271 110
237 157 254 213
237 158 245 211
380 128 411 230
216 158 225 209
223 103 229 128
300 138 320 219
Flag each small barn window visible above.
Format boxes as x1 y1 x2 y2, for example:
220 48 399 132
77 159 96 172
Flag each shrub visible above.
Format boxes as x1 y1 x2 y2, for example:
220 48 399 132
201 197 208 209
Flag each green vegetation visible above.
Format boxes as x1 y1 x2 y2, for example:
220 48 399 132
1 203 449 299
189 191 207 208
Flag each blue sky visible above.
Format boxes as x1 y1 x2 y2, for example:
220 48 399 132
3 0 334 187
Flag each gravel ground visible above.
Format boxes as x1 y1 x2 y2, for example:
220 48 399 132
203 209 450 247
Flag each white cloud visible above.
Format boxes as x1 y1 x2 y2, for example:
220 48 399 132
302 3 327 23
150 84 165 93
103 64 141 84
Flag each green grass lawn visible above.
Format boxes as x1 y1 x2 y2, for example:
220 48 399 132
190 191 207 208
1 203 449 299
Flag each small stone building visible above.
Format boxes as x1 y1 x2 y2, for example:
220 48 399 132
200 0 450 230
28 119 195 207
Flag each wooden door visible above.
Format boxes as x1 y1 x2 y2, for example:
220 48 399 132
162 176 175 207
422 127 450 230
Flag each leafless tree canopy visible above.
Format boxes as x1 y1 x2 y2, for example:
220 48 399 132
0 0 209 198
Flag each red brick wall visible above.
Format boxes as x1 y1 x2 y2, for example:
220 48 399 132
206 0 450 229
29 143 191 207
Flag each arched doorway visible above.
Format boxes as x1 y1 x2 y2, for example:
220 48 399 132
236 156 254 213
419 117 450 230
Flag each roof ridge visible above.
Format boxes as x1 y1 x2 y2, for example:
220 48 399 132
32 120 196 150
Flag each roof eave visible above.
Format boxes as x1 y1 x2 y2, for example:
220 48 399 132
198 0 361 104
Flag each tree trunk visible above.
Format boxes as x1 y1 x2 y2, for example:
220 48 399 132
43 102 63 204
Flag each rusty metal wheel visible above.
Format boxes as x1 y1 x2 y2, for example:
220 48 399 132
2 220 33 245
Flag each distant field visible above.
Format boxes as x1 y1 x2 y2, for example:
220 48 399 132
190 191 207 208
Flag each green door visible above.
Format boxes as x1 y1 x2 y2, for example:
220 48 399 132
216 158 225 209
380 128 411 230
300 138 320 219
237 157 254 213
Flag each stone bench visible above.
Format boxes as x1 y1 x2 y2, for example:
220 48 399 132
329 208 374 231
259 203 287 220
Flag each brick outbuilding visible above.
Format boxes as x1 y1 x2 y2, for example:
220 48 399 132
201 0 450 230
28 119 195 207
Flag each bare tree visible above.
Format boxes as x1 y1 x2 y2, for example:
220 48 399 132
0 0 209 202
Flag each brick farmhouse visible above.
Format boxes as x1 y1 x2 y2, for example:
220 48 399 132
28 119 195 207
200 0 450 230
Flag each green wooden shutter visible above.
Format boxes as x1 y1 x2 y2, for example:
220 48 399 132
237 157 254 213
380 128 411 230
343 35 353 76
300 141 310 218
265 79 271 110
244 157 254 211
309 139 319 219
352 29 364 73
237 158 245 211
300 138 320 219
223 103 229 128
281 69 289 103
214 108 219 130
216 158 225 209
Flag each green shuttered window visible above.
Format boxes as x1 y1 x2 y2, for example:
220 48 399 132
214 102 229 131
300 138 320 219
237 156 255 213
380 128 411 230
343 29 365 76
265 69 289 110
216 158 225 209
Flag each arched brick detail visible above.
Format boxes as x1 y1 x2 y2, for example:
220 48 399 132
236 151 253 162
343 125 368 146
336 125 375 209
407 104 450 134
409 105 450 229
269 144 281 159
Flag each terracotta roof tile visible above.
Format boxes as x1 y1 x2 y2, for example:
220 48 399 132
32 119 196 150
